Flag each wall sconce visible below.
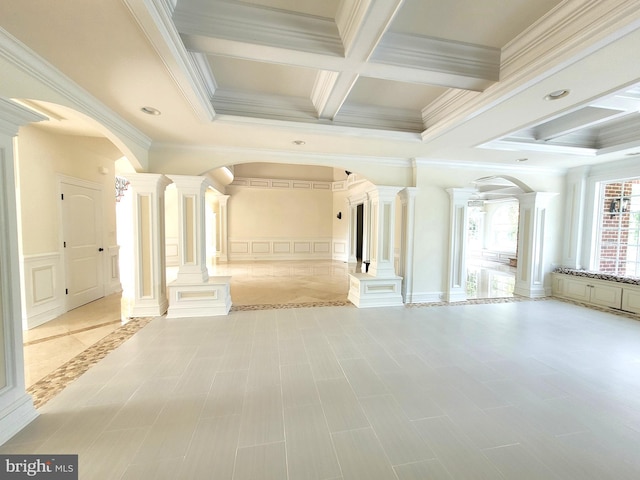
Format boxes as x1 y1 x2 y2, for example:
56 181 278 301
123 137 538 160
337 212 342 220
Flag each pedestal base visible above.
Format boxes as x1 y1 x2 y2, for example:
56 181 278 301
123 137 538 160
167 276 232 318
0 393 38 446
348 273 403 308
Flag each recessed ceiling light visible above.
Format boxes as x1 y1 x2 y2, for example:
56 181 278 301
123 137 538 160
141 106 161 115
544 89 570 101
292 140 306 145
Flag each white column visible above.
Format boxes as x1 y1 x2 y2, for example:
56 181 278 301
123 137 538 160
0 99 42 444
368 186 403 277
217 195 229 262
361 195 371 273
515 192 558 298
347 200 358 264
167 175 211 283
445 188 475 302
123 173 172 317
398 187 418 303
562 166 590 269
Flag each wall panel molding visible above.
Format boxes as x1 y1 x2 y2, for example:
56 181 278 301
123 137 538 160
21 252 64 329
229 237 333 260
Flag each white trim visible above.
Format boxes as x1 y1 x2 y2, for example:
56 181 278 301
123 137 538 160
0 28 152 164
21 252 64 330
413 158 567 176
406 292 444 304
229 237 334 261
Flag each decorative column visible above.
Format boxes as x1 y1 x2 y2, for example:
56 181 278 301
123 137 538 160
361 195 371 273
165 176 231 318
0 99 43 443
122 173 172 318
217 194 229 262
398 187 418 303
445 188 475 302
347 199 358 264
562 166 590 269
368 186 403 276
348 185 403 308
515 192 558 298
166 175 210 283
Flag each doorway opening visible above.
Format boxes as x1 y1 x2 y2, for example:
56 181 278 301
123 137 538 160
466 199 518 299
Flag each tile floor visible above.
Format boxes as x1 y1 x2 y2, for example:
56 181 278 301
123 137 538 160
24 260 354 388
6 298 640 479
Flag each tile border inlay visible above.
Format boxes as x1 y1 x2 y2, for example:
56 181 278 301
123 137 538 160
26 316 154 409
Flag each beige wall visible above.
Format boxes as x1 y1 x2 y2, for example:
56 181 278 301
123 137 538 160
227 186 332 239
16 126 121 255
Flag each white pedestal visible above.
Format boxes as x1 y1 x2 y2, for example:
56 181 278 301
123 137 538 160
166 276 232 318
348 273 403 308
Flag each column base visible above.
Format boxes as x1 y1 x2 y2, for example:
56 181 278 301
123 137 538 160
444 289 467 302
0 393 38 446
166 276 232 318
514 284 548 298
348 273 403 308
122 296 169 318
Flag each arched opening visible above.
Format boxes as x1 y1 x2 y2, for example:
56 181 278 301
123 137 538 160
464 175 533 300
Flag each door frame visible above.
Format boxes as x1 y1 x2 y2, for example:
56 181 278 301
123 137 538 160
58 174 106 312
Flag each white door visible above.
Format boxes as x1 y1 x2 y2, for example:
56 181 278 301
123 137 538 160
61 181 104 310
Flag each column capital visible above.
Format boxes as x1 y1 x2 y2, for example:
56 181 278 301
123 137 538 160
366 185 404 201
398 187 418 203
166 174 213 193
125 173 172 192
446 187 476 202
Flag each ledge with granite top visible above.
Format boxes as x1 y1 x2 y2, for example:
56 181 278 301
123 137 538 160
553 267 640 286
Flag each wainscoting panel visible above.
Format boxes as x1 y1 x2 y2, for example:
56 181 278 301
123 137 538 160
229 237 334 260
22 253 65 329
107 245 122 295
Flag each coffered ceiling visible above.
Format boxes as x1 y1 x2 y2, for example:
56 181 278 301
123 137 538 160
1 0 639 173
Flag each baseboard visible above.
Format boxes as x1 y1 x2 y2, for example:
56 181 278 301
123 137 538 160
407 292 444 304
0 394 38 446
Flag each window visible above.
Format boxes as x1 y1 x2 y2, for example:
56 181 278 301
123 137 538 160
596 178 640 276
488 201 519 252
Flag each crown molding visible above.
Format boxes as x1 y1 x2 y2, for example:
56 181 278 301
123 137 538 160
212 89 425 133
0 98 46 136
0 28 152 155
174 0 343 56
413 158 567 176
212 89 318 122
122 0 216 122
335 103 424 132
311 70 340 118
336 0 371 56
372 32 500 88
421 0 640 140
153 141 414 169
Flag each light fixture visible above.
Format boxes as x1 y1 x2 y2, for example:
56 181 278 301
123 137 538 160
115 176 130 202
141 106 161 115
292 140 305 145
337 212 342 220
544 89 570 101
515 158 528 163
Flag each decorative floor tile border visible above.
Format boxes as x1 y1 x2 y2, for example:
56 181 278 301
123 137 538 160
26 316 154 409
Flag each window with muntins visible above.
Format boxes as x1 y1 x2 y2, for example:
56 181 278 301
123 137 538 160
596 178 640 276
